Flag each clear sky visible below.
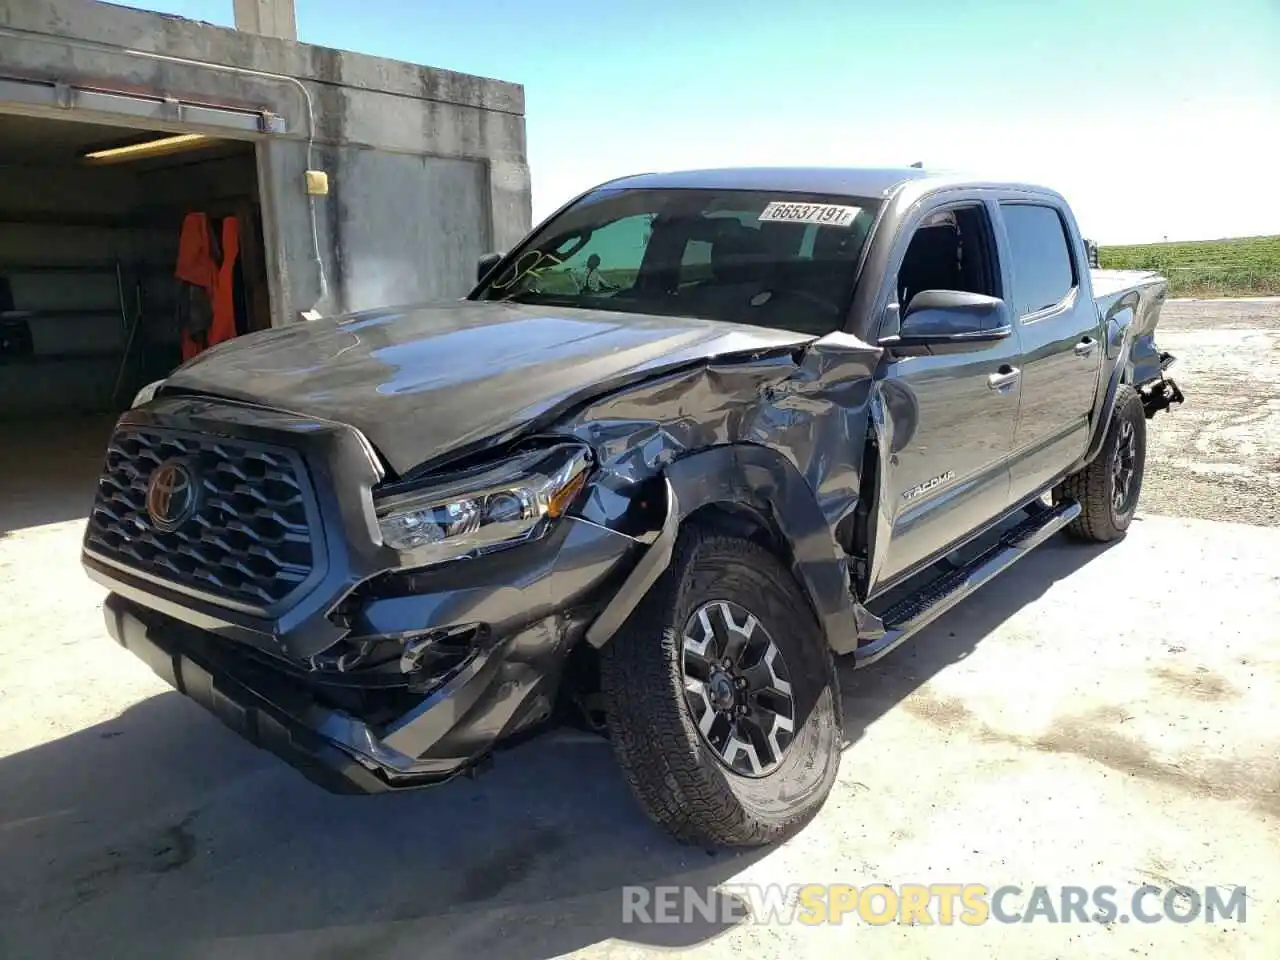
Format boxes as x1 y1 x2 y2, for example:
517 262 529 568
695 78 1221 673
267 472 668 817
129 0 1276 244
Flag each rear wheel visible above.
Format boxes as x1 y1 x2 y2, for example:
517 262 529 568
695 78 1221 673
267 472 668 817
1057 384 1147 542
600 528 841 847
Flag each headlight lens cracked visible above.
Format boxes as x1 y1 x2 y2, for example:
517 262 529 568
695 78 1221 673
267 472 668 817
374 443 592 564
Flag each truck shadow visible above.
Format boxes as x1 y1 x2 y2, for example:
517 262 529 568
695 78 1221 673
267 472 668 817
0 537 1112 959
0 415 114 537
836 536 1114 748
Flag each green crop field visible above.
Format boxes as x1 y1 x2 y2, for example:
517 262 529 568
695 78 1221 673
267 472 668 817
1098 235 1280 298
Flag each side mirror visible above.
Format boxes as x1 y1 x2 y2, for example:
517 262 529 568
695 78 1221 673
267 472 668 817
880 290 1013 357
477 251 504 284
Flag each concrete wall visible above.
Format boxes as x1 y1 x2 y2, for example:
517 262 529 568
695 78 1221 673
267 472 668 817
1 163 154 418
317 148 490 311
0 0 532 326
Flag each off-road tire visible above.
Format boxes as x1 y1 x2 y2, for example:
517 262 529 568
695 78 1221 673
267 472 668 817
1057 384 1147 542
599 528 841 847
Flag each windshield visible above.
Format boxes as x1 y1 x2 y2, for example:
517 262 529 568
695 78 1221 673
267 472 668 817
472 187 882 337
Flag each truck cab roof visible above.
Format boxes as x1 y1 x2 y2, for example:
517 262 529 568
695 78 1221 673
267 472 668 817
604 166 931 198
599 166 1066 205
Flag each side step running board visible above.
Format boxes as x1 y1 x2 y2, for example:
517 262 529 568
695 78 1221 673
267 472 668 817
854 499 1081 668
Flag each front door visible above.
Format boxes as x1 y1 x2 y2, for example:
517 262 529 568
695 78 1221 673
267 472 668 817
996 201 1104 503
868 200 1023 593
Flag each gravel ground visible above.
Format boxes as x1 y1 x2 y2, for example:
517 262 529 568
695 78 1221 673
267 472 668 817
1144 298 1280 525
1 300 1278 959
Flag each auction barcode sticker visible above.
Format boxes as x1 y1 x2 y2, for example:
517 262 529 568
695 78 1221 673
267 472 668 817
758 202 861 227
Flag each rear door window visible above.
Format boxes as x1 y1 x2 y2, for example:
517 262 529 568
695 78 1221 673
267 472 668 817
999 203 1076 316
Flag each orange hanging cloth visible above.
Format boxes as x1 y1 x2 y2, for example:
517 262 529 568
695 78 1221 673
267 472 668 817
175 212 241 361
209 216 240 348
175 212 218 291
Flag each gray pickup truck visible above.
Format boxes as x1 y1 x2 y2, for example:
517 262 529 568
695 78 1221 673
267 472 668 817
82 167 1183 848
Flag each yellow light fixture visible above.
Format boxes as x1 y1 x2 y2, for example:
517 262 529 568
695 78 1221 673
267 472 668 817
83 133 210 162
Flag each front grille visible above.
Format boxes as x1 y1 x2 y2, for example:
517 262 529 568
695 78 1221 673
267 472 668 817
86 426 318 609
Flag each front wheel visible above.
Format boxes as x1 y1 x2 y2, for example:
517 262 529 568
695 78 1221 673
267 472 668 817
1057 383 1147 542
599 529 841 847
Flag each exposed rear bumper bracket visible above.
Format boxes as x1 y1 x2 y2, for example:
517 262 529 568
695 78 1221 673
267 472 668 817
1141 373 1184 419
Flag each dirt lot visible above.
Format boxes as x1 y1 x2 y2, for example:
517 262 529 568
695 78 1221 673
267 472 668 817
1 300 1278 959
1144 298 1280 526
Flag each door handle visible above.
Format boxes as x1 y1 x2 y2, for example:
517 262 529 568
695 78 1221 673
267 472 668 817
987 365 1021 391
1073 337 1097 357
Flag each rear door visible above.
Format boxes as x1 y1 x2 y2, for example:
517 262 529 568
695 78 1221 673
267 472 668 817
868 195 1022 593
996 201 1103 503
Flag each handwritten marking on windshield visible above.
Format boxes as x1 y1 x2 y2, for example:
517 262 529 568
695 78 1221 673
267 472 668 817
490 250 565 292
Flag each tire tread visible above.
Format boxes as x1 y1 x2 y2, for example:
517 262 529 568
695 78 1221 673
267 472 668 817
1059 384 1145 542
600 529 838 847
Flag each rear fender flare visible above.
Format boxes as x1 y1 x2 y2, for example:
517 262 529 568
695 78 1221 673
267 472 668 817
584 445 861 655
1077 305 1135 469
1079 338 1133 469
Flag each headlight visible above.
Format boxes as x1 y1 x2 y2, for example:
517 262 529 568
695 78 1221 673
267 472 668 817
375 443 592 565
131 379 166 408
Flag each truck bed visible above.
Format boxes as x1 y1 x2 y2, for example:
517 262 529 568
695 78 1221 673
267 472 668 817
1090 267 1170 386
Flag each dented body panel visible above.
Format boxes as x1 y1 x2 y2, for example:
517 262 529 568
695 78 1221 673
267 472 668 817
159 301 815 478
81 166 1181 794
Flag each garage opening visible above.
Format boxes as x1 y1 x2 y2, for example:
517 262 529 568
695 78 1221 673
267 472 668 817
0 113 271 534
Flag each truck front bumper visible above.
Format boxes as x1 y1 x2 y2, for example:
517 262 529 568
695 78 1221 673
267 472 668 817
103 575 602 793
104 593 430 792
83 397 656 792
96 505 645 794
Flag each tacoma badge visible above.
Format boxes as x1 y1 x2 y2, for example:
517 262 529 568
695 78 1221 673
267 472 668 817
903 470 956 502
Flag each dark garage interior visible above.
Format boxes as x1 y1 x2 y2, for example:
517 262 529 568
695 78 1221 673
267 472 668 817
0 112 271 533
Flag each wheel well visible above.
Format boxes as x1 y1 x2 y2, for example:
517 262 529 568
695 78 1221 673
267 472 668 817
559 496 841 726
556 502 789 736
683 500 835 636
834 434 879 597
684 501 782 551
556 640 607 735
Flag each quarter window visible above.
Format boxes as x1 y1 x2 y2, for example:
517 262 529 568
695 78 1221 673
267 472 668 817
1000 203 1076 316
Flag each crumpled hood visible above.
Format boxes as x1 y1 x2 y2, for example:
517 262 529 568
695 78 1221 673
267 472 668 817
163 300 810 475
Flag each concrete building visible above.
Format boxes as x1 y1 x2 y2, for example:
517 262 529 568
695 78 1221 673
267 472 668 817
0 0 531 419
233 0 299 41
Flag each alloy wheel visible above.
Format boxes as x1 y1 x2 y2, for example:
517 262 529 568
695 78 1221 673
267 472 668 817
1112 418 1137 514
681 600 796 777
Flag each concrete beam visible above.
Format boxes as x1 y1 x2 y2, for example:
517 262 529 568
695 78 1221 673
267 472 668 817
2 0 524 115
233 0 297 42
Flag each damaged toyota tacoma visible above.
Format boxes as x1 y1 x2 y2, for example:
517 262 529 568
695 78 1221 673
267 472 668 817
82 167 1184 847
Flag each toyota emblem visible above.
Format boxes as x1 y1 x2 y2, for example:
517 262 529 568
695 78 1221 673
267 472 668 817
146 459 198 531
